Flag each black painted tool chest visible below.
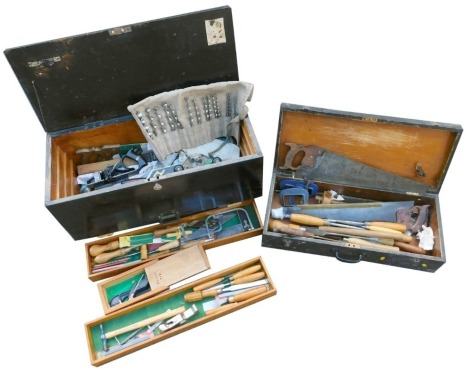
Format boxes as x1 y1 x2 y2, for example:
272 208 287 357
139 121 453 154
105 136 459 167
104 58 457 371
262 103 462 272
4 6 263 241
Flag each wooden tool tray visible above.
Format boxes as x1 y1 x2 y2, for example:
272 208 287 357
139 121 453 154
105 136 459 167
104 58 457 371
85 256 276 366
262 103 462 272
4 6 263 240
97 243 210 314
86 199 262 281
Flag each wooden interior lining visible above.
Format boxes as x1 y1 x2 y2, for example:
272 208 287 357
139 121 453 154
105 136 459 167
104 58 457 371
50 119 255 200
279 111 457 190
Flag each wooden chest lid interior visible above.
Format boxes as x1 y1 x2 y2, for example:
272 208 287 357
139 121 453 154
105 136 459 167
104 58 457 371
4 6 238 134
276 104 462 194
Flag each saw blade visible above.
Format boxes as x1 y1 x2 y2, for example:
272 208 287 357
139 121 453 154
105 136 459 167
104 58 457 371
289 147 429 194
277 200 414 222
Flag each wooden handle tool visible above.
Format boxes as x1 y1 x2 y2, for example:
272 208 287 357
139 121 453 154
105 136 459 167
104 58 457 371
318 226 412 243
94 246 138 264
104 306 185 339
192 264 262 292
290 213 406 233
394 241 428 255
89 240 120 257
154 225 180 237
185 272 267 302
345 238 400 251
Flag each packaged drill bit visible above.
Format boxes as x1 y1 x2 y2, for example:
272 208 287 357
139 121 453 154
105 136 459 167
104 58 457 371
128 81 254 161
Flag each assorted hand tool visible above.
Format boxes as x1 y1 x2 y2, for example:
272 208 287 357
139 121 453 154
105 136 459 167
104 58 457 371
89 206 257 274
95 263 270 359
270 177 436 254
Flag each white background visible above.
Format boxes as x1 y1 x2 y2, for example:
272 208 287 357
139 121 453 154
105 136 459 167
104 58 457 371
1 1 469 371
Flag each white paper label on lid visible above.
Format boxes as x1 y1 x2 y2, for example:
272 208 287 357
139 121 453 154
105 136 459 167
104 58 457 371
205 18 226 45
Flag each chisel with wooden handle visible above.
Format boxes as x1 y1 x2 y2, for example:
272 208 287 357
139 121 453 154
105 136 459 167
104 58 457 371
289 213 407 233
104 306 186 339
394 241 428 255
192 264 262 292
290 214 412 242
203 285 269 315
185 274 267 302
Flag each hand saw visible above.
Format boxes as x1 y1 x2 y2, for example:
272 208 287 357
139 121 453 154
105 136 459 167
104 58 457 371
280 143 429 194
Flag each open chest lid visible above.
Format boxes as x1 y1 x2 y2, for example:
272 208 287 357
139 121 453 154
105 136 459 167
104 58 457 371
275 103 463 195
4 6 238 134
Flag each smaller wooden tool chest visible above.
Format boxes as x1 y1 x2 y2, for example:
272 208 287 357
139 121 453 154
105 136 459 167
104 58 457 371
262 103 462 272
4 6 263 241
85 256 276 366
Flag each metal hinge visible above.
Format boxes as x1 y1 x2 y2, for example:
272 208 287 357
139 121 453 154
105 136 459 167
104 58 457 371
28 56 61 68
108 26 132 36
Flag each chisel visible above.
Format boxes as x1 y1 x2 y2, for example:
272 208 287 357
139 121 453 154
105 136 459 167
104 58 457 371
289 213 407 233
184 276 268 302
203 285 269 315
192 264 262 292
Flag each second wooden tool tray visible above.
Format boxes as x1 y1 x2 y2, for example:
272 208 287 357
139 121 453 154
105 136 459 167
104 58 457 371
262 103 462 272
85 256 276 366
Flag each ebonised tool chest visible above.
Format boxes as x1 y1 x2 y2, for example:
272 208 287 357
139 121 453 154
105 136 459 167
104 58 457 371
262 103 462 272
4 6 263 241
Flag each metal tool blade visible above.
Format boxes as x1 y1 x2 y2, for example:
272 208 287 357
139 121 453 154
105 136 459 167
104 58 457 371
185 213 237 241
277 200 414 222
293 148 429 194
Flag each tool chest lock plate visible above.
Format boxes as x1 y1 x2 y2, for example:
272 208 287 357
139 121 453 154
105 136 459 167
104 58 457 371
4 6 263 240
262 103 463 272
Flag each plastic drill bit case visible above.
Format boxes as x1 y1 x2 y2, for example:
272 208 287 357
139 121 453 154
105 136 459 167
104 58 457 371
262 103 462 272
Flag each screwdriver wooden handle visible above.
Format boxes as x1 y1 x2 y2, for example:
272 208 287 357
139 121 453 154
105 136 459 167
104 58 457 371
94 247 134 264
89 240 120 257
366 222 407 233
104 306 185 339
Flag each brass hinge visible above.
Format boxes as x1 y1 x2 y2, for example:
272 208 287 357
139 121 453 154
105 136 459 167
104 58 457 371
108 26 132 36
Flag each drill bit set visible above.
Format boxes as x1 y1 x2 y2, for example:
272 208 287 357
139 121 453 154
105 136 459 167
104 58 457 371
128 81 254 161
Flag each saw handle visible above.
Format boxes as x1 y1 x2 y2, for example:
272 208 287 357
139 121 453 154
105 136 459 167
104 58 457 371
89 240 120 257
